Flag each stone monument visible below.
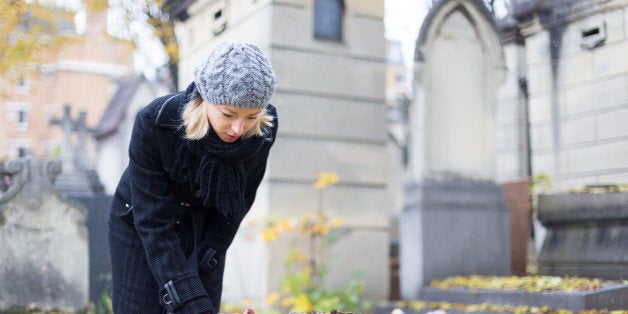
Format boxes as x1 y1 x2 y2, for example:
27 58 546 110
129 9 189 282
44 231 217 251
0 158 89 312
49 105 105 197
400 0 510 299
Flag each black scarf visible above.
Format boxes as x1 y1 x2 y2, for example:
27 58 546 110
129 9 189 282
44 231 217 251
171 122 266 222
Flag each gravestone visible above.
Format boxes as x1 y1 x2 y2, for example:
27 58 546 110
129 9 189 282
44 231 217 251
0 158 88 312
400 0 510 298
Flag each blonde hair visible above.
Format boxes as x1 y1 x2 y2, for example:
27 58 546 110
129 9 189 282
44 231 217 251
182 98 274 140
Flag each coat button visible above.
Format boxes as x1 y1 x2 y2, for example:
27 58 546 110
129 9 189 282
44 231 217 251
195 190 203 198
208 258 218 268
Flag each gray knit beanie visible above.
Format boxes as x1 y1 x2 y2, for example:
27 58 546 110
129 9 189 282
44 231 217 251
194 41 277 109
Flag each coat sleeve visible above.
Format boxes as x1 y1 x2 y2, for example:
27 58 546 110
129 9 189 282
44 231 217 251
244 105 279 209
128 108 215 314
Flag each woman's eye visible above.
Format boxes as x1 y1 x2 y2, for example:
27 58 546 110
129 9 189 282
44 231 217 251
222 112 233 118
247 116 258 120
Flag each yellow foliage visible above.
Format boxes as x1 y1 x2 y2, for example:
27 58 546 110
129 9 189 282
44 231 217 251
0 0 76 78
276 218 295 232
330 216 344 228
286 248 306 265
312 171 339 189
261 228 278 242
302 265 313 276
317 224 330 235
259 172 368 314
265 293 280 305
292 294 314 313
397 300 581 313
262 210 344 242
280 296 294 308
240 298 252 308
430 275 608 293
83 0 108 12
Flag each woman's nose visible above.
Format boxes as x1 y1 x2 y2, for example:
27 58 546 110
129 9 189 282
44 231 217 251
231 120 244 135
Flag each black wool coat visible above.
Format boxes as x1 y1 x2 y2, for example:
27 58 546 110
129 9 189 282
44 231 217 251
108 83 278 314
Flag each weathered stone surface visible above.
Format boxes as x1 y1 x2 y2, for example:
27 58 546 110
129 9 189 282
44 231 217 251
519 1 628 191
537 192 628 279
271 93 387 142
269 138 388 185
0 159 88 312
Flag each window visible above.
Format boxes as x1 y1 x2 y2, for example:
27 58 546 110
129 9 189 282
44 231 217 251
7 103 30 131
16 75 29 94
580 21 606 50
314 0 344 41
17 109 28 131
6 139 29 159
212 1 228 36
18 110 27 123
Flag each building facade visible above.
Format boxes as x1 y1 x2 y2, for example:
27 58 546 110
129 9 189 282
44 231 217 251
506 0 628 191
94 74 169 194
486 0 628 191
0 11 133 162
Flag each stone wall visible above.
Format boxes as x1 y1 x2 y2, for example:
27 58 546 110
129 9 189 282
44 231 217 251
519 1 628 191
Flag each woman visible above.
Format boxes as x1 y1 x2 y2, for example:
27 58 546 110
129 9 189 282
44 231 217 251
108 41 278 313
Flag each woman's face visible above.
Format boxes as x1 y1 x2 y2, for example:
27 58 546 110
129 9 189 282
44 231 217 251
206 103 262 142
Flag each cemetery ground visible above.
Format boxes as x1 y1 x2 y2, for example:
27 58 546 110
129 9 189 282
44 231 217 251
377 275 628 314
88 274 628 314
4 275 627 314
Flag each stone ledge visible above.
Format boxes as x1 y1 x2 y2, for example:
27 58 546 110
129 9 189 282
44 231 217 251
399 284 628 311
538 192 628 224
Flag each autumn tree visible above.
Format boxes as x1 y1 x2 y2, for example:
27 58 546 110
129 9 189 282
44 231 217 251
1 0 178 88
111 0 179 89
0 1 76 82
149 1 179 89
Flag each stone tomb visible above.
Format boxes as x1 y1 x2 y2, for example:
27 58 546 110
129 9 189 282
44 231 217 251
400 0 510 298
537 191 628 279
